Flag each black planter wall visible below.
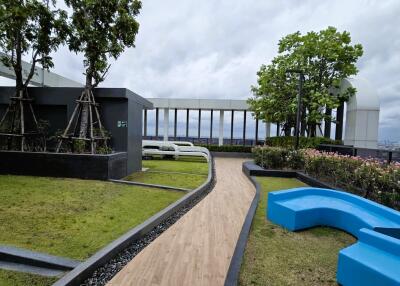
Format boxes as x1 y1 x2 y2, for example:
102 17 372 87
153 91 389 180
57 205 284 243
0 151 127 180
0 87 153 178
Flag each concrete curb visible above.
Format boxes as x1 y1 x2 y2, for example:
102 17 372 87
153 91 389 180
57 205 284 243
109 179 191 192
53 154 215 286
0 246 80 277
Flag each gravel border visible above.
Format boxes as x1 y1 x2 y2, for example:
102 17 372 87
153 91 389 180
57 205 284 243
70 157 216 286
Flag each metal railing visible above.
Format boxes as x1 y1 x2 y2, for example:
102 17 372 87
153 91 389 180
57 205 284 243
142 136 264 146
318 144 400 164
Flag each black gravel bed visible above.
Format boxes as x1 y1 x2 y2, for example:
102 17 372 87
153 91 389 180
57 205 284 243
82 159 216 286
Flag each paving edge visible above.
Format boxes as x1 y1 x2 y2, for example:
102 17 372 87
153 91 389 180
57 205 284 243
224 161 335 286
0 246 80 276
53 154 215 286
108 179 191 192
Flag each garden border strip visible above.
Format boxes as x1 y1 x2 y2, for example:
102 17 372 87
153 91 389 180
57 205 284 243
224 161 335 286
224 161 261 286
53 154 215 286
242 162 336 189
0 245 80 276
108 179 191 192
0 260 66 277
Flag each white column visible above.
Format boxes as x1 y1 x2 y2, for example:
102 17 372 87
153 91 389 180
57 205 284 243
342 78 380 148
219 110 224 146
265 122 271 138
163 108 169 141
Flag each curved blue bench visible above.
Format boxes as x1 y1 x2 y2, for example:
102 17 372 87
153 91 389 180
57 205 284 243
267 187 400 286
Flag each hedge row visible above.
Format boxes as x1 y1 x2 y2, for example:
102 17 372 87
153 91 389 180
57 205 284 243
196 144 252 153
196 136 341 153
264 136 342 149
253 146 400 210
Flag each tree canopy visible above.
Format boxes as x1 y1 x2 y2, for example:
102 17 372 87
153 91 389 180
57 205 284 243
0 0 68 151
0 0 68 90
249 27 363 137
65 0 142 88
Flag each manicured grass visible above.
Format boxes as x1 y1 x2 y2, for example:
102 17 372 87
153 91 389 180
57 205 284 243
0 269 57 286
125 158 208 190
0 175 183 260
143 157 208 175
239 177 356 286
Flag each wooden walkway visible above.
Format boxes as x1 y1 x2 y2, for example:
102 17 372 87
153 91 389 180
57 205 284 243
108 157 255 286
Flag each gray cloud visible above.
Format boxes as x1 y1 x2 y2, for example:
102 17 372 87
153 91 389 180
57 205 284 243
1 0 399 141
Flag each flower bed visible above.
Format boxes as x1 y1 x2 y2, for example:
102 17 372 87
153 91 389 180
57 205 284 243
253 146 400 210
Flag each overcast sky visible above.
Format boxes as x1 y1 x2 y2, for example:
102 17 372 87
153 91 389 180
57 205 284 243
1 0 399 142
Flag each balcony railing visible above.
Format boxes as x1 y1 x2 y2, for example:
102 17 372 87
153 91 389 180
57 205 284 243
318 144 400 164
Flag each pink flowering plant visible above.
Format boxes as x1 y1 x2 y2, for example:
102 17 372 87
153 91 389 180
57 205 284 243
252 146 400 210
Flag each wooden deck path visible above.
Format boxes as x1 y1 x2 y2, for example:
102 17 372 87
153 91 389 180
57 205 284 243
108 157 255 286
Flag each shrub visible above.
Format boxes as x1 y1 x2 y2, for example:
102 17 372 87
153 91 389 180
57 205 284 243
252 146 400 210
196 144 252 153
287 149 305 170
253 146 291 169
264 136 342 149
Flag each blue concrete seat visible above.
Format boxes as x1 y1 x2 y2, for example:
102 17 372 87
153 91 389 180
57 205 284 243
338 228 400 286
267 187 400 286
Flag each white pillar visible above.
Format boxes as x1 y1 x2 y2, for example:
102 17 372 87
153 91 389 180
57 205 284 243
163 108 169 141
265 122 271 138
342 78 380 148
219 110 224 146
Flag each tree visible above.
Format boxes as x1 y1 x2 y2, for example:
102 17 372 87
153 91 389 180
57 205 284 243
0 0 68 151
57 0 142 154
249 55 298 136
249 27 363 137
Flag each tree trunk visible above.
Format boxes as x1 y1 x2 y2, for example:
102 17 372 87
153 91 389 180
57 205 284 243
324 107 332 138
283 123 291 136
15 33 24 99
79 74 92 138
300 106 307 137
309 124 316 137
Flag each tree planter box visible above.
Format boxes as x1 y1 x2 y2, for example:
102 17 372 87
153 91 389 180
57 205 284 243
0 150 127 180
0 87 153 175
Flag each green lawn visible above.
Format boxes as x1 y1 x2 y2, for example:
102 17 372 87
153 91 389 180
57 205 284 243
239 177 356 286
124 158 208 190
0 175 183 260
0 269 57 286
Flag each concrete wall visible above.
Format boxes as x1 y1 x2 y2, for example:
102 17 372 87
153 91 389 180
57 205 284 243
0 87 152 175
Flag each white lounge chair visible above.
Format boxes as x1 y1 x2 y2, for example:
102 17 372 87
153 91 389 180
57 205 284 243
142 140 209 162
